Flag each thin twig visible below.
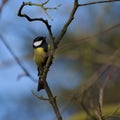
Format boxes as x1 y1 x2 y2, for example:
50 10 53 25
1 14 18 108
81 92 96 120
98 70 112 118
20 1 61 20
79 23 120 43
55 0 79 48
78 0 120 7
112 106 120 115
32 90 49 101
77 48 120 101
0 0 8 12
17 2 54 41
0 34 36 82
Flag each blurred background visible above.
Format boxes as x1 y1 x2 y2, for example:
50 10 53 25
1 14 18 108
0 0 120 120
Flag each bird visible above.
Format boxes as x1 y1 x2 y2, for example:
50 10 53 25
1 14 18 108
33 36 49 91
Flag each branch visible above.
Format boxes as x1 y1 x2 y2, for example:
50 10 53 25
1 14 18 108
81 92 96 120
32 90 50 101
39 1 80 117
18 1 55 53
18 2 61 120
98 70 112 118
78 0 120 7
19 1 61 20
40 55 63 120
17 1 80 119
17 1 55 52
0 0 8 12
55 0 79 48
79 23 120 43
78 48 120 101
17 2 54 42
0 54 32 69
0 34 36 82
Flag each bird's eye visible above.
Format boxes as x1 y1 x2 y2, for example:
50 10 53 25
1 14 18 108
34 40 42 47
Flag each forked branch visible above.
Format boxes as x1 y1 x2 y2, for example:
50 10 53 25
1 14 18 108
18 1 61 120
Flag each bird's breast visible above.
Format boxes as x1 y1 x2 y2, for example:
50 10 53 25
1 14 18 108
34 48 47 68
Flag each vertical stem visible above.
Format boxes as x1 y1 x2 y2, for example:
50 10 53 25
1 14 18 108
41 54 62 120
44 80 62 120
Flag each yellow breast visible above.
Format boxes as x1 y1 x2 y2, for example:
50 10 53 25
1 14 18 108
33 48 47 68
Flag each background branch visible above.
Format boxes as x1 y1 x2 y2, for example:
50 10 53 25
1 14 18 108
0 0 8 13
60 48 120 116
73 48 120 103
98 70 112 118
0 34 36 82
79 23 120 43
78 0 120 7
81 92 96 120
55 0 79 48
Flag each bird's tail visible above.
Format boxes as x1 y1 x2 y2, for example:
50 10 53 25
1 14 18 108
37 77 44 91
37 68 45 91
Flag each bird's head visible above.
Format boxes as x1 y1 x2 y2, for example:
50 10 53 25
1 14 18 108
33 36 46 48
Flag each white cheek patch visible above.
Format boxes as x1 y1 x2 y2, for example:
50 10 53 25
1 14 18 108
34 40 42 47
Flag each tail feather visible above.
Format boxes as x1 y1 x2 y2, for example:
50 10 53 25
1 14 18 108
37 68 40 76
37 78 44 91
37 68 45 91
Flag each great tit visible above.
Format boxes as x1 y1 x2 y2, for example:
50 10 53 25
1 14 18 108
33 36 49 91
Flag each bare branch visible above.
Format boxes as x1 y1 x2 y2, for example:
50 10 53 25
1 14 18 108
81 92 96 120
0 54 32 69
79 23 120 43
55 0 79 48
17 2 54 42
18 2 61 120
19 1 61 20
39 71 62 120
0 0 8 12
32 91 49 101
0 34 36 82
78 0 120 7
98 70 112 118
112 106 120 115
18 1 55 52
79 48 120 101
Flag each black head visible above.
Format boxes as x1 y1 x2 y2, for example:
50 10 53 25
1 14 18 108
33 36 48 51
